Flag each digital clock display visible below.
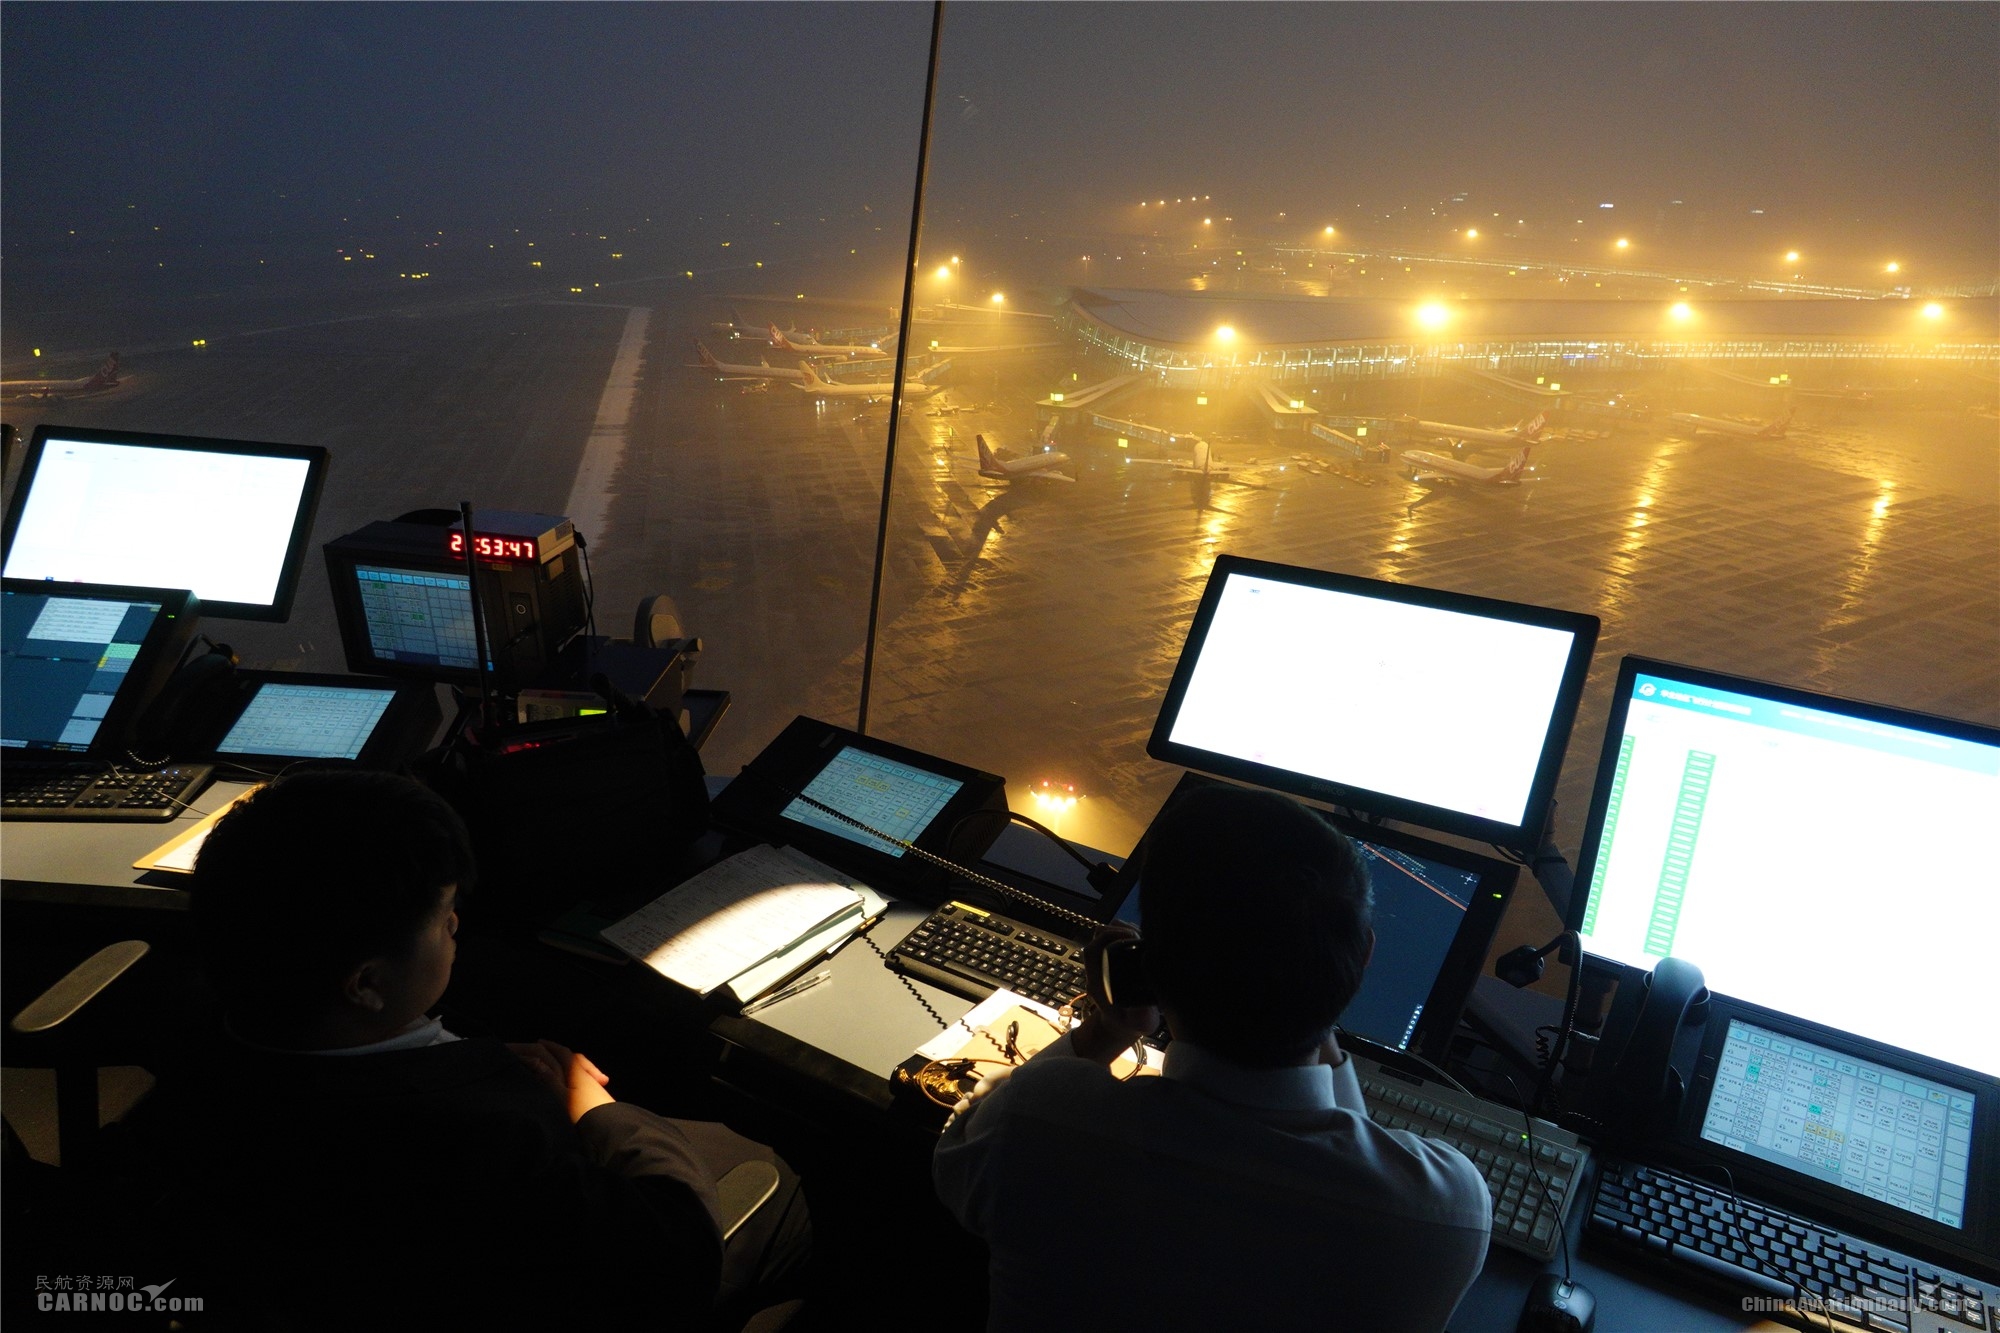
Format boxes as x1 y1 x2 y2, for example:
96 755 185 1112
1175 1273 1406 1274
448 532 537 563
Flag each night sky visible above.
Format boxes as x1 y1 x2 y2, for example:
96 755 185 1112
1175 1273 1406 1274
3 2 1995 273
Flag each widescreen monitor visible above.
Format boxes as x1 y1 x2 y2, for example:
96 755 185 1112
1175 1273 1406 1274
1568 657 2000 1077
2 426 328 622
1 581 200 760
1148 556 1600 849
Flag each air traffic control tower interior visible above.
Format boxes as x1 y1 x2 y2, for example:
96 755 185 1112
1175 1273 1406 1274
3 5 1996 1331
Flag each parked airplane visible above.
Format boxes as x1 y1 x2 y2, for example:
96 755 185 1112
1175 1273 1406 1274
1396 410 1547 448
792 357 947 401
975 430 1072 482
688 342 805 382
0 352 119 401
1401 443 1534 485
770 326 891 359
1124 435 1239 480
707 314 789 343
1668 408 1793 439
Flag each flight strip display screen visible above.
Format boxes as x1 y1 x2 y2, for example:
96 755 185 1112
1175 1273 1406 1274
782 746 965 860
218 682 396 760
1 589 166 754
1700 1019 1976 1230
354 565 480 671
1573 662 2000 1077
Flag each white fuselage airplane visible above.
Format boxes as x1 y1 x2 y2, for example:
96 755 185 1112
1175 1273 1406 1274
688 343 805 382
792 358 947 401
1399 410 1547 447
1669 408 1793 439
1402 444 1534 485
1 352 119 402
1125 435 1238 479
771 326 890 359
976 432 1072 481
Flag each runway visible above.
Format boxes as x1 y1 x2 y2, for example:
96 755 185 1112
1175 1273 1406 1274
5 282 1994 864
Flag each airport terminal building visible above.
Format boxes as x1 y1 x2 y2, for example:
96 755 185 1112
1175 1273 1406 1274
1057 289 2000 389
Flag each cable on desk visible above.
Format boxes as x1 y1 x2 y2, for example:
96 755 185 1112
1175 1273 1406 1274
1682 1161 1837 1333
945 807 1109 884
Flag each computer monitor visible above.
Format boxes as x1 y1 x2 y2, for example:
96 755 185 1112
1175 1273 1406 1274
1568 657 2000 1078
710 716 1011 896
1148 555 1600 849
1108 774 1520 1063
1676 997 1998 1271
322 517 587 689
1 581 200 760
2 426 329 622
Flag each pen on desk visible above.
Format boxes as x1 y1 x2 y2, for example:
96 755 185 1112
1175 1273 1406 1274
825 914 883 960
741 969 832 1015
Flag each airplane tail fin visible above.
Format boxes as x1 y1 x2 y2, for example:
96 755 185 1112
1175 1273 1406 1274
694 343 719 369
770 324 799 352
86 352 120 388
1762 409 1794 437
1519 411 1547 441
797 359 825 386
1505 445 1532 479
976 434 1004 476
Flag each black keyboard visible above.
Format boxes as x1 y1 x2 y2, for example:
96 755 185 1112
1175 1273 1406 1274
888 901 1088 1011
1 763 213 822
1588 1159 1993 1332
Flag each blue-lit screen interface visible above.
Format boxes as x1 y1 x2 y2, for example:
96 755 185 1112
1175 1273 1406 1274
1 590 163 753
1117 833 1484 1053
354 566 479 671
1164 572 1581 828
219 683 395 760
1575 670 2000 1077
781 746 965 860
1701 1019 1976 1230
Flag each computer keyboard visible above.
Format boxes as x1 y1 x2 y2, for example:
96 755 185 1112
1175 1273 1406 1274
1588 1159 1993 1333
1353 1053 1587 1262
1 763 213 822
887 901 1089 1012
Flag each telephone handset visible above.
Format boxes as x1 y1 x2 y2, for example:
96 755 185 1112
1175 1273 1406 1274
132 640 239 762
1607 955 1709 1140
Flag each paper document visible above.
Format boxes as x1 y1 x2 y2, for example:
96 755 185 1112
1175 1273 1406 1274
133 785 264 874
601 843 874 996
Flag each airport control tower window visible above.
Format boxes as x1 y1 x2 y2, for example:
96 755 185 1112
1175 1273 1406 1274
3 4 1993 862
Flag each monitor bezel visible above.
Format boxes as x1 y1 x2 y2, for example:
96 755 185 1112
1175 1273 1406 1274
1676 995 1999 1275
194 670 440 768
1101 772 1522 1064
1146 555 1600 850
3 425 330 623
1 579 201 761
710 715 1011 899
1566 655 2000 942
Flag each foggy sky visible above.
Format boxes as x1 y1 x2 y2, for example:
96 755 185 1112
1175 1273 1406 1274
4 2 1994 272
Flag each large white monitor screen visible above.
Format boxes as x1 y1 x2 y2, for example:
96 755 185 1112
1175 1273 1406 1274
1574 662 2000 1076
1150 558 1597 845
3 430 326 621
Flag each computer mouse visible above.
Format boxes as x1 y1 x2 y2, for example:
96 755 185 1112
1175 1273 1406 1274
1517 1273 1595 1333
